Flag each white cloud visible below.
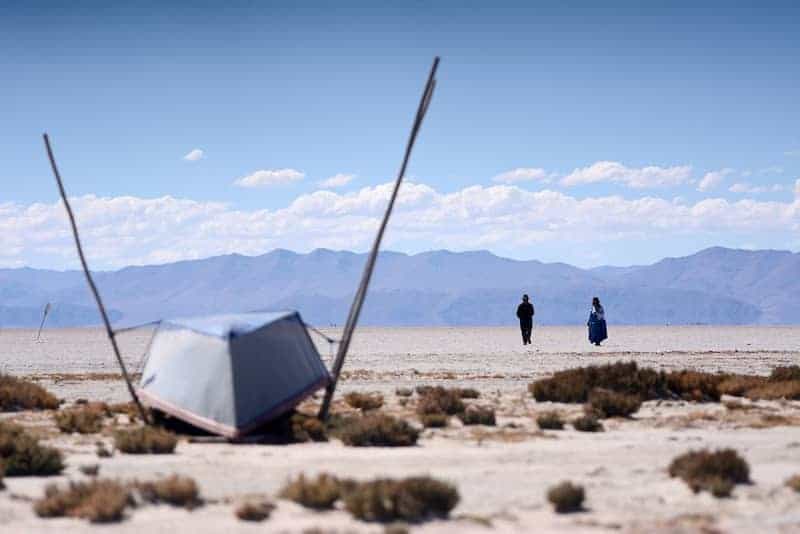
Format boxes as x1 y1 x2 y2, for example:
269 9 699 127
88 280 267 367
234 169 304 188
492 168 549 184
319 173 355 189
758 166 784 175
728 182 784 194
3 182 800 270
183 149 204 162
795 179 800 197
561 161 692 188
697 168 733 192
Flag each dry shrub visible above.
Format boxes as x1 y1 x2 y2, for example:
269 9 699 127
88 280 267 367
416 387 465 416
746 381 800 401
457 388 480 399
529 361 729 404
785 474 800 492
586 388 642 418
80 464 100 477
54 406 105 434
34 479 131 523
96 441 113 458
136 474 201 508
546 481 584 513
280 473 350 510
291 413 328 442
0 373 59 411
345 392 384 411
0 465 4 490
572 415 603 432
343 476 459 522
536 411 565 430
457 405 496 426
395 388 413 397
108 402 144 421
770 366 800 382
717 375 767 397
0 421 64 476
235 500 275 521
420 414 448 428
337 414 419 447
668 449 750 497
113 426 177 454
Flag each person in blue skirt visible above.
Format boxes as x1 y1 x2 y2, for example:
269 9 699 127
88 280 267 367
588 296 607 346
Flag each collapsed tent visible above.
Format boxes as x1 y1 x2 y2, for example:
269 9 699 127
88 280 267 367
136 311 329 438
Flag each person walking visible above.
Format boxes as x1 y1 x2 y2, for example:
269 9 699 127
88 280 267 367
588 296 608 346
516 294 535 345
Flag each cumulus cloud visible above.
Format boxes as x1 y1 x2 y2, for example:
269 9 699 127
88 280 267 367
492 168 549 184
728 183 784 194
319 173 355 189
183 149 204 161
561 161 692 188
3 182 799 270
697 168 734 192
234 169 304 188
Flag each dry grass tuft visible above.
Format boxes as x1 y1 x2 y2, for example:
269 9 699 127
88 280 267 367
785 474 800 492
343 476 459 522
335 413 419 447
0 421 64 476
96 441 113 458
80 464 100 477
668 449 750 497
235 500 275 521
113 426 177 454
586 388 642 418
770 366 800 382
345 392 385 411
546 481 584 513
395 388 413 397
745 380 800 401
34 479 131 523
420 414 448 428
457 405 496 426
456 388 480 399
718 375 768 397
135 474 201 508
0 373 59 411
54 405 105 434
572 415 603 432
280 473 351 510
536 411 565 430
416 387 465 416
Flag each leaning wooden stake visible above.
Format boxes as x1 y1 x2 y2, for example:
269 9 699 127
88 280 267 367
43 133 150 424
318 57 440 420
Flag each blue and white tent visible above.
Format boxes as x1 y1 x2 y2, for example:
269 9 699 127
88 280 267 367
136 311 330 438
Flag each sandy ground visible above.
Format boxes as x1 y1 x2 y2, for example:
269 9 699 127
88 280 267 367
1 326 800 533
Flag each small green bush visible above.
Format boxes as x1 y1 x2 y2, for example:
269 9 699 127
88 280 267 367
0 421 64 476
34 479 131 523
668 449 750 497
113 426 177 454
345 392 384 411
546 481 584 513
420 414 448 428
0 374 59 411
536 411 565 430
457 405 496 426
586 388 642 418
337 414 419 447
572 415 603 432
279 473 350 510
235 500 275 521
343 476 459 522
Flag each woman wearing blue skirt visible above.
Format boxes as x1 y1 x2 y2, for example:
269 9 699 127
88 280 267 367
588 296 607 346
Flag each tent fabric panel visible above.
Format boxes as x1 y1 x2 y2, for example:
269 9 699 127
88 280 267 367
160 311 297 338
229 313 330 427
139 326 236 428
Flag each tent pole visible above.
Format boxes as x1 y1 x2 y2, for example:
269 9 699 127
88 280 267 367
43 133 151 425
318 57 439 420
35 303 51 342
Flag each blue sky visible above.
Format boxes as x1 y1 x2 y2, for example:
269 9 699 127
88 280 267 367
2 1 799 269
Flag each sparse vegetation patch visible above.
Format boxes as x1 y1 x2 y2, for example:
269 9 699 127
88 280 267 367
457 405 496 426
572 415 603 432
420 414 448 428
135 474 201 509
536 411 565 430
345 392 385 411
54 405 105 434
280 473 351 510
336 414 419 447
395 387 413 397
113 426 177 454
785 474 800 493
343 476 459 522
416 387 465 416
546 481 584 513
0 421 64 476
34 479 131 523
235 500 275 521
668 449 750 497
0 373 59 411
586 388 642 418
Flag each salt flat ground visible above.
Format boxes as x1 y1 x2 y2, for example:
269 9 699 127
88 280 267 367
1 326 799 533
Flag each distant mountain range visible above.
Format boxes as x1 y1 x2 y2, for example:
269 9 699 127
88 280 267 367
1 246 797 327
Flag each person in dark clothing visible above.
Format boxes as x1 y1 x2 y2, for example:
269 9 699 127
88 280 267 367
588 296 608 346
516 294 535 345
